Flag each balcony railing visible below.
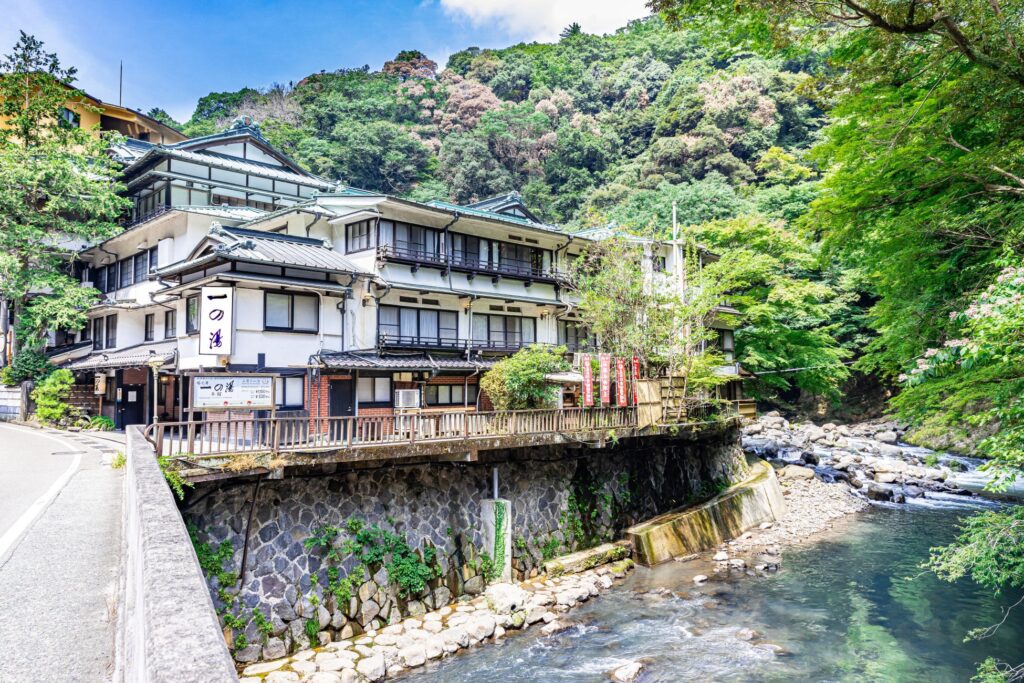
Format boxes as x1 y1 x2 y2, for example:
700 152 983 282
144 406 639 458
377 242 447 267
377 333 539 353
377 333 464 351
120 205 174 229
449 254 554 281
377 243 556 282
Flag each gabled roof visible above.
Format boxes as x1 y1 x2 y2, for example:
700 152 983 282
465 191 542 223
153 224 365 277
117 121 337 191
425 198 564 234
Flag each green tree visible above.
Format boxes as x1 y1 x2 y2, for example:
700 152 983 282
144 107 181 130
31 368 74 425
479 345 569 410
0 33 128 364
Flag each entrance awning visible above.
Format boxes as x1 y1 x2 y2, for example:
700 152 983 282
65 341 177 371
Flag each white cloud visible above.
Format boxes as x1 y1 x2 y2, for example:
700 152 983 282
439 0 650 42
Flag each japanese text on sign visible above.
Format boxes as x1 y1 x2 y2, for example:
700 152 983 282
581 353 593 407
598 353 612 406
616 358 628 407
199 286 234 355
191 375 275 410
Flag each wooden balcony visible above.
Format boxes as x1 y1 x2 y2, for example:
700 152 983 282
145 396 743 482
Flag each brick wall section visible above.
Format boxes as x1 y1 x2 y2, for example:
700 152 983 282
304 373 491 434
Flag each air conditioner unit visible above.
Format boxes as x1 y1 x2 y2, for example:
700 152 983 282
394 389 420 409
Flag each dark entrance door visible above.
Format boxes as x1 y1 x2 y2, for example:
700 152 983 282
327 379 355 442
117 369 147 428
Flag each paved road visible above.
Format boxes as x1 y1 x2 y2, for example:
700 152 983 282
0 424 124 682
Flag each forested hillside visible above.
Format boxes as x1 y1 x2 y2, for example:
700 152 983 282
160 18 857 404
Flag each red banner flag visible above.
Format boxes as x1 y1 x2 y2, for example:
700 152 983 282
615 358 627 406
598 353 612 406
632 356 641 405
581 353 593 407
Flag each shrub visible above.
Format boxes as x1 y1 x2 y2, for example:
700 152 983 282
1 348 54 386
479 344 569 410
31 368 74 425
89 415 115 431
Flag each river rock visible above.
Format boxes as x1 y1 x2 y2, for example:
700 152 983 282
484 583 530 615
780 465 814 480
875 472 899 484
875 430 898 444
805 425 827 443
693 574 708 584
399 644 427 668
713 551 729 562
611 661 645 682
356 654 386 682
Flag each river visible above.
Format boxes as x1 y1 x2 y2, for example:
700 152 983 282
401 503 1024 682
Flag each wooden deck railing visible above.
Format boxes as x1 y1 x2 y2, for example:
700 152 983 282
144 406 639 459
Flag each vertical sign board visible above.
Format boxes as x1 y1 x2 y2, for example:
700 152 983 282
199 286 235 356
580 353 594 407
598 353 612 406
632 356 641 405
615 358 628 407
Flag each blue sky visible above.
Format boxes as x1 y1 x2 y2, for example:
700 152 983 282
5 0 649 123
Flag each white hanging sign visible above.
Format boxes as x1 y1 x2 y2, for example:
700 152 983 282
199 286 234 356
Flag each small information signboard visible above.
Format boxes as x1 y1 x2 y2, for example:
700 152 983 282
190 374 275 410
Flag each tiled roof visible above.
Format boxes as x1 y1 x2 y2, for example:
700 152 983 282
66 340 177 371
237 199 334 228
172 205 267 221
424 199 565 234
125 146 337 191
316 350 496 372
153 224 365 277
109 137 156 164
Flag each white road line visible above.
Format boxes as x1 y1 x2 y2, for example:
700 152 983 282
0 425 85 564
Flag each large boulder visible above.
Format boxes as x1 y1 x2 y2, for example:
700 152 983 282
805 425 827 443
875 430 898 444
484 583 530 615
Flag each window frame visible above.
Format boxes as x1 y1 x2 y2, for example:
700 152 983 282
472 313 537 349
262 291 319 333
185 295 199 335
377 304 460 347
275 376 305 409
164 310 177 339
92 318 103 350
345 219 373 254
424 383 478 406
104 314 117 349
144 313 155 342
356 375 393 407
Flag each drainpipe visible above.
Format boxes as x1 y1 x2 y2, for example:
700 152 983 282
441 212 461 293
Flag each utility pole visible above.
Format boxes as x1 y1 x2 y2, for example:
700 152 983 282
119 61 123 106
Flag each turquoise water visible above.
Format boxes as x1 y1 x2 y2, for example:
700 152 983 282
402 505 1024 682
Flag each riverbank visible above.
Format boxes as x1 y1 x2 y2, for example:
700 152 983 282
239 559 635 682
686 412 995 582
681 470 868 583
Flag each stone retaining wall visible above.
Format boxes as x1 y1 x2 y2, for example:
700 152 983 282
119 426 237 682
183 426 744 663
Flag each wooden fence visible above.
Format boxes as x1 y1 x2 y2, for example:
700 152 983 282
144 406 639 459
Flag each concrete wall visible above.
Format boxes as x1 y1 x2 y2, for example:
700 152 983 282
183 426 744 662
118 427 237 682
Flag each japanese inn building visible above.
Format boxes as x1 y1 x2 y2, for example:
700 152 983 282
45 119 741 429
